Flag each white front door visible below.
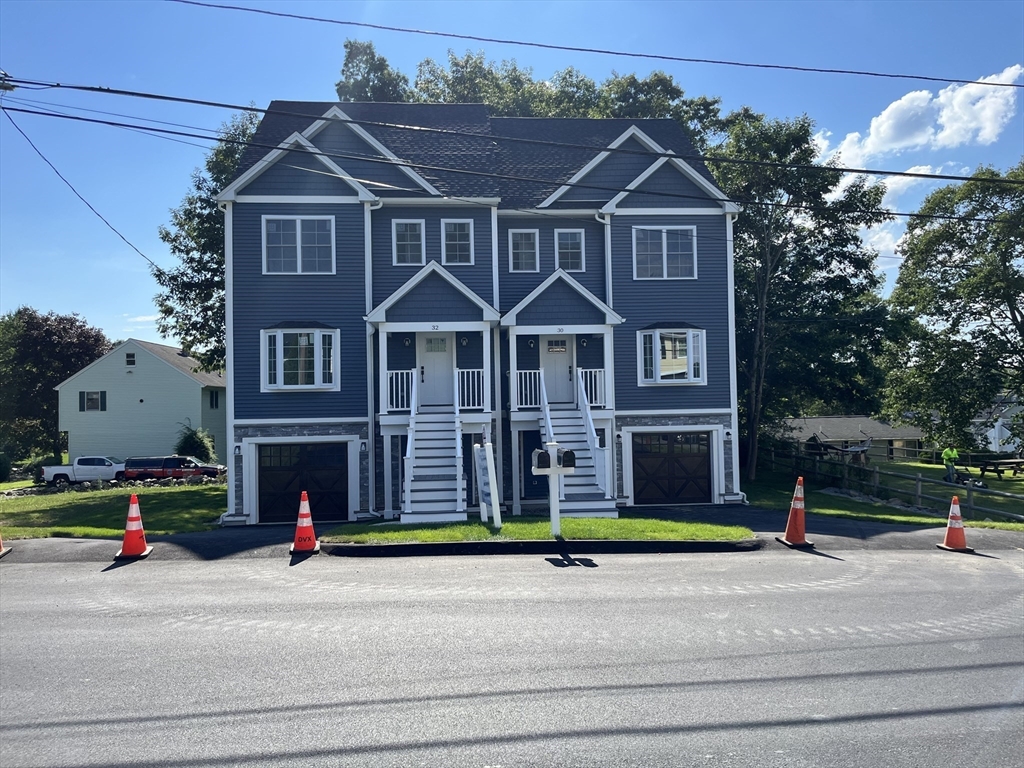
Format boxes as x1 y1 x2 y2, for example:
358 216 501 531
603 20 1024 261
418 333 454 406
540 335 575 404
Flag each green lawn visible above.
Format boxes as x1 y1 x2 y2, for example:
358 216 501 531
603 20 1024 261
321 515 753 544
0 485 225 539
744 469 1024 531
0 479 34 492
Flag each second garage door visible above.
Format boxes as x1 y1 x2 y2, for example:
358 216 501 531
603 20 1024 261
632 432 712 505
258 443 349 523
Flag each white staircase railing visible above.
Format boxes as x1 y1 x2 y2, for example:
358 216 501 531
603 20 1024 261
387 369 413 411
458 368 485 410
517 369 541 408
578 368 606 407
578 374 609 498
538 369 564 500
453 369 465 513
402 371 419 514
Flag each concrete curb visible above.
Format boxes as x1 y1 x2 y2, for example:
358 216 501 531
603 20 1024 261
324 537 764 557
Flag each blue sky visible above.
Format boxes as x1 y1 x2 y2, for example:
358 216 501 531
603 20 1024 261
1 0 1021 346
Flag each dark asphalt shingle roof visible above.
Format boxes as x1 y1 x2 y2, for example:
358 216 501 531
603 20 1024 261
782 417 925 443
132 340 225 387
232 102 723 207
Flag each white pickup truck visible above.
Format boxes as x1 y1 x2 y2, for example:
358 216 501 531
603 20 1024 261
42 456 126 487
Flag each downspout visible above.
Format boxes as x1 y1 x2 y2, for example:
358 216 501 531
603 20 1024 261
219 200 238 523
365 199 383 514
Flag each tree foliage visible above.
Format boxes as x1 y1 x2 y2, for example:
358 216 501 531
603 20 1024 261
153 109 259 372
174 421 217 463
335 40 412 102
883 161 1024 447
0 307 111 460
709 114 893 479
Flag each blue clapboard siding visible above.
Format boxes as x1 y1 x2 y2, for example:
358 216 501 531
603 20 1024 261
610 214 733 411
556 138 659 205
516 334 540 369
371 207 493 308
386 272 484 322
238 151 359 197
575 335 604 369
456 332 484 369
386 332 417 370
232 203 367 419
516 279 606 326
311 121 421 197
617 162 717 208
498 217 605 311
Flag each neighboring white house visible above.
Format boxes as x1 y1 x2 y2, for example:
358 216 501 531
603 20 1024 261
56 339 226 461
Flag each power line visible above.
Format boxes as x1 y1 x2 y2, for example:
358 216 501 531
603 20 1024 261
2 104 1010 228
1 109 166 276
166 0 1023 90
7 76 1022 189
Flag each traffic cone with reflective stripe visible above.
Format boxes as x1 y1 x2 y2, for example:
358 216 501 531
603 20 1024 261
290 491 320 554
937 496 974 553
0 526 11 559
776 476 814 549
115 494 153 560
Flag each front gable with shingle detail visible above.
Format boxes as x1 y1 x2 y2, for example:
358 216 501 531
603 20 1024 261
501 271 624 327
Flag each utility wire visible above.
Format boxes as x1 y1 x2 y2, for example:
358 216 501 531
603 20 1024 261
2 104 1010 227
166 0 1023 90
6 77 1022 188
1 109 166 276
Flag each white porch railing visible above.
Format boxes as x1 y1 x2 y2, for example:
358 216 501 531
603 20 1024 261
458 368 485 410
578 374 610 498
517 369 541 408
538 369 564 500
453 369 466 512
402 374 419 514
579 368 606 407
388 369 414 411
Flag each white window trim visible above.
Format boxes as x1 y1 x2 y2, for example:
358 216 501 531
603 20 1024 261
392 219 426 266
261 215 336 275
631 225 697 280
636 329 706 386
440 218 475 266
508 229 540 273
260 328 341 392
554 228 586 273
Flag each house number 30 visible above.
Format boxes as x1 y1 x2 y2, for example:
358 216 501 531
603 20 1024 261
557 327 564 333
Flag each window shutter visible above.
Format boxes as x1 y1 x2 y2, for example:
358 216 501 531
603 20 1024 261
79 391 85 411
100 391 107 411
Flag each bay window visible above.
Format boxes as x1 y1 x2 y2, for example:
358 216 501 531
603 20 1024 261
638 328 705 385
262 328 340 391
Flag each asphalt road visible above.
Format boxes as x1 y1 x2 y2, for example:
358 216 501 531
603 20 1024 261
1 545 1022 767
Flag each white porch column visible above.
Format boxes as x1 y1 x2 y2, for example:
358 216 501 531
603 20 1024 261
509 327 519 412
603 327 615 410
492 325 504 503
511 425 522 515
383 434 394 518
484 328 493 413
379 330 389 414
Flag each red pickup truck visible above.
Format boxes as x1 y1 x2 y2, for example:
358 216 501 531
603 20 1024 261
122 455 225 481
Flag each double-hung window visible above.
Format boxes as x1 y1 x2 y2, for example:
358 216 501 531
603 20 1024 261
638 329 705 385
509 229 539 272
263 216 335 274
633 226 696 279
441 220 474 265
79 391 107 411
262 329 340 391
555 229 585 272
393 220 425 265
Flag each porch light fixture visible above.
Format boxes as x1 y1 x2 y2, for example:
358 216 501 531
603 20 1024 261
403 337 411 347
580 338 588 347
233 445 241 456
460 337 468 347
360 440 368 452
527 339 535 348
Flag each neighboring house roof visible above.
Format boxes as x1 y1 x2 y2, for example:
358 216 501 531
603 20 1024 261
229 103 724 208
56 339 225 390
782 416 925 443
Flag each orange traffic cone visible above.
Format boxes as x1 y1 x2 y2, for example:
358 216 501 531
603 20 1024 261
115 494 153 560
776 476 814 549
290 491 320 554
937 496 974 553
0 526 11 559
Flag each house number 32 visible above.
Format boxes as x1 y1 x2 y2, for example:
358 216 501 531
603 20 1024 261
431 325 439 330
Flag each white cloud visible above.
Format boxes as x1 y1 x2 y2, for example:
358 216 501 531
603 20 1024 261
124 314 159 323
879 164 948 207
827 65 1023 167
864 224 904 265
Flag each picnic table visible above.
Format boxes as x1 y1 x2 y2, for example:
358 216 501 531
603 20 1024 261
977 458 1024 479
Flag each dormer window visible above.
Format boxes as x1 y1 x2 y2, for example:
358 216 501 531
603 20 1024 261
125 352 136 366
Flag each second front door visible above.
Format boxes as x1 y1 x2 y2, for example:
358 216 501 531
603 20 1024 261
540 335 574 404
418 333 454 406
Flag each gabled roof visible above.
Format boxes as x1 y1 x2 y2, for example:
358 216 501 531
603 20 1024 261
600 153 740 214
501 270 624 326
365 261 500 324
781 416 925 443
56 340 224 390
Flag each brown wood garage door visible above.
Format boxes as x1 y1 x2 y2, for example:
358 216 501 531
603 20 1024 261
258 443 348 523
632 432 712 505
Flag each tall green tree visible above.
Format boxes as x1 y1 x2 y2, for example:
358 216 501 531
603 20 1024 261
154 110 259 372
883 161 1024 447
0 307 111 459
335 40 412 102
710 114 893 480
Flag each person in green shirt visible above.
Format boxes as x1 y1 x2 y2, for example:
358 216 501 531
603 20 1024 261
941 445 959 483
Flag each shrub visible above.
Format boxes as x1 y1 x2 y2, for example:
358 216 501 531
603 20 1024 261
0 453 11 483
23 454 63 484
175 422 217 463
